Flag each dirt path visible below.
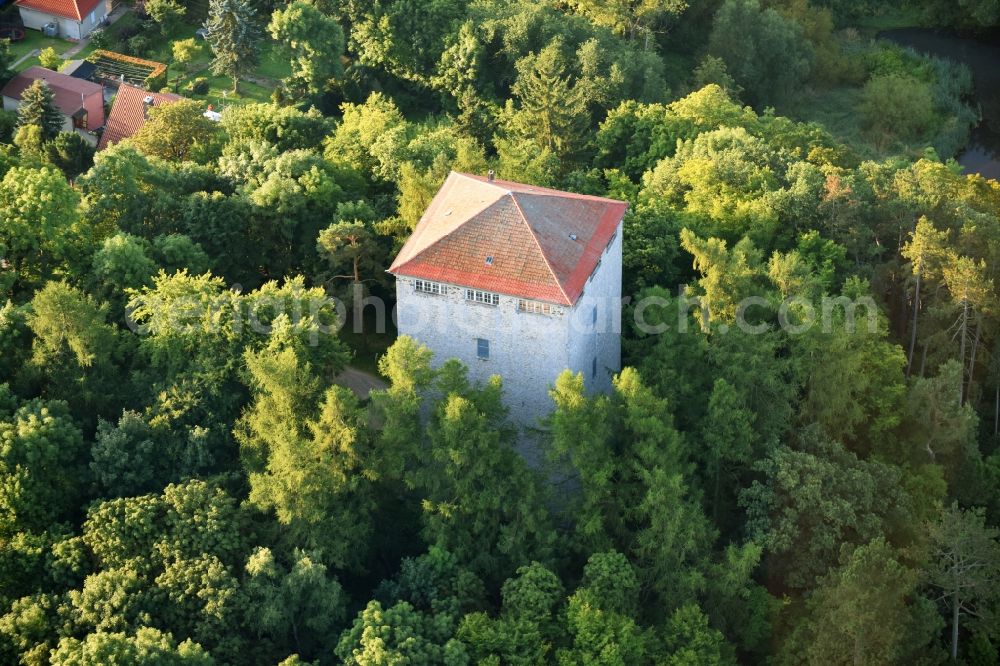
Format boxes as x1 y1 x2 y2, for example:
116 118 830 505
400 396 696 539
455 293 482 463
12 49 38 69
334 366 389 400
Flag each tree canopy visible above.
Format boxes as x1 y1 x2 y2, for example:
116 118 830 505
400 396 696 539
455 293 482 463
0 0 998 663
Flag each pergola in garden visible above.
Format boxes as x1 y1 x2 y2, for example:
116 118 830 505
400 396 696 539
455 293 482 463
87 50 166 87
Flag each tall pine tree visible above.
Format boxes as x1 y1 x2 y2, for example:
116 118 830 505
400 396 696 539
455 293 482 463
507 40 588 163
16 80 64 141
204 0 261 93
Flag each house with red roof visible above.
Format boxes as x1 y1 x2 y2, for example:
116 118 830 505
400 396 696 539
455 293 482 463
15 0 110 40
98 83 182 151
1 66 105 144
389 171 627 424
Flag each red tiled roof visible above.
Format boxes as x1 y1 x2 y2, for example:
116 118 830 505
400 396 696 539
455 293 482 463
98 83 183 151
389 172 628 305
16 0 103 22
1 66 104 127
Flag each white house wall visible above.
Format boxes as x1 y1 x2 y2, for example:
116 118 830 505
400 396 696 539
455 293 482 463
17 5 107 39
57 16 81 40
17 7 55 31
79 2 109 37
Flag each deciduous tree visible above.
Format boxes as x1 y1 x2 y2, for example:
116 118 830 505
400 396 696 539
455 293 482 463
49 627 213 665
0 392 85 535
242 547 346 660
146 0 186 36
132 100 219 162
708 0 813 107
268 0 345 98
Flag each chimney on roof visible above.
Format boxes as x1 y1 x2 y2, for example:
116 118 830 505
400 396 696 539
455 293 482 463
143 95 154 119
487 169 495 182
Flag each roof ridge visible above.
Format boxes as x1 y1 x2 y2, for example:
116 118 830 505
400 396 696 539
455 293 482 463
508 190 571 305
454 170 513 195
454 172 625 204
511 188 625 205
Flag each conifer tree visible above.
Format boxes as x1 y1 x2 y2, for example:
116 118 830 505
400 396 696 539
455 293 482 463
901 217 950 377
16 80 64 141
205 0 262 93
508 40 588 162
928 504 1000 661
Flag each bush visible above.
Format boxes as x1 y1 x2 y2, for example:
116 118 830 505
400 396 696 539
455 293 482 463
0 110 17 144
865 43 934 82
144 69 167 92
87 28 111 51
171 38 205 74
184 77 210 95
38 47 63 71
927 56 976 157
116 23 141 43
859 74 936 145
126 35 151 57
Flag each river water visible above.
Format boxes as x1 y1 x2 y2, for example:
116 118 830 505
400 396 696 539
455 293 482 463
879 28 1000 181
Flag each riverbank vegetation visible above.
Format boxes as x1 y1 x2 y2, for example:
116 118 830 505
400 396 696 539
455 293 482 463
0 0 999 664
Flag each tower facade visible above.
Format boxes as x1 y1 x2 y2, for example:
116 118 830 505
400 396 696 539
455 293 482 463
389 172 626 425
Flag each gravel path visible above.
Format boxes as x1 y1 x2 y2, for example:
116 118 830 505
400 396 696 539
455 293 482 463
334 366 389 400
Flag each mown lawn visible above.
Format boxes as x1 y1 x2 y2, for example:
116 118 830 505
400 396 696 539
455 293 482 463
255 46 291 81
4 29 73 71
163 38 290 106
81 13 289 105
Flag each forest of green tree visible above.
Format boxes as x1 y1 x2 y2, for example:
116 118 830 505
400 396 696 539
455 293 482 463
0 0 999 663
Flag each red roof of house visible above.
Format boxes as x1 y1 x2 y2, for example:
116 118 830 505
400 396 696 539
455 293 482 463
389 172 628 306
1 66 105 127
98 83 183 150
15 0 103 21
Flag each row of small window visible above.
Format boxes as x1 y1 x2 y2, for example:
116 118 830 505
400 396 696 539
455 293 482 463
415 280 497 305
414 280 556 315
414 279 443 295
466 289 499 306
518 300 555 315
